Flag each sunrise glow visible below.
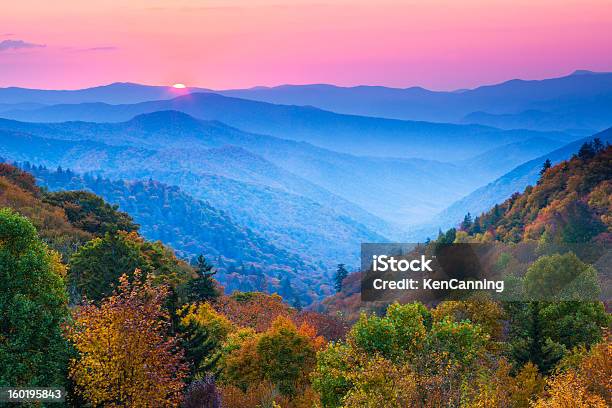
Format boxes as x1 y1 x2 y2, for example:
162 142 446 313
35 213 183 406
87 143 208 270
172 83 186 89
1 0 612 89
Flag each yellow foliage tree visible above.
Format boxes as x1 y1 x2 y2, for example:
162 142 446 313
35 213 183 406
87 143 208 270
342 355 417 408
432 297 505 341
532 370 607 408
68 271 188 407
178 302 234 344
460 360 543 408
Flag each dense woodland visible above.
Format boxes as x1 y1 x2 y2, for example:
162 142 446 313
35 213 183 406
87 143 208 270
0 143 610 407
2 161 329 305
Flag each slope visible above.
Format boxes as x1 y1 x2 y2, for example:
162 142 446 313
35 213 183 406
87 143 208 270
422 128 612 236
0 128 387 267
0 112 514 227
0 93 576 161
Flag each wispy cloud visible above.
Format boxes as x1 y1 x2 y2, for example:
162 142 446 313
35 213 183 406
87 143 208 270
59 45 119 53
0 39 45 52
84 46 118 52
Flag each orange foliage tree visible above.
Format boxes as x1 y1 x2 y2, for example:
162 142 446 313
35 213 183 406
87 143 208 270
67 271 188 407
214 292 295 332
219 316 324 400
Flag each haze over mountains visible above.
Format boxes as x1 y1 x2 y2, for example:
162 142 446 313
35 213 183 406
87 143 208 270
0 110 576 226
410 127 612 240
0 71 610 297
2 70 609 133
219 70 612 132
0 82 210 105
0 92 577 161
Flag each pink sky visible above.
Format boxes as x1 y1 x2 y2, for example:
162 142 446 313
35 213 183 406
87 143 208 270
1 0 612 90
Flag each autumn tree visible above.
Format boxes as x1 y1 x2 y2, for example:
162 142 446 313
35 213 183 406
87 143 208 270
312 302 489 407
182 375 222 408
460 358 545 408
433 297 504 341
257 316 322 396
68 272 188 407
220 316 323 398
533 370 607 407
0 209 70 388
214 292 295 332
293 311 349 341
342 355 417 408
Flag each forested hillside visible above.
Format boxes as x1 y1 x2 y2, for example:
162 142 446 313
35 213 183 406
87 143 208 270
459 139 611 243
3 161 333 304
419 127 612 238
2 157 609 406
323 141 611 321
0 124 389 270
1 129 609 408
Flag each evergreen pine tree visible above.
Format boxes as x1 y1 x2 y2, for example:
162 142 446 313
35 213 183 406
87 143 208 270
187 255 219 302
471 216 482 234
539 159 552 176
592 137 604 153
334 263 349 293
460 212 472 231
577 141 596 160
180 321 223 379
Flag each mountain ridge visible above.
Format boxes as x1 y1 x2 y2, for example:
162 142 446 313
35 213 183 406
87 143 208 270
0 92 577 161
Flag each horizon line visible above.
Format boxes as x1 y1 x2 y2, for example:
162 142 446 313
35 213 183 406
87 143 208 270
2 69 609 94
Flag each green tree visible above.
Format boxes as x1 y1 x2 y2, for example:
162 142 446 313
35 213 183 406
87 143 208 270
312 302 489 407
69 231 149 302
178 303 233 379
69 231 193 303
539 159 552 176
524 252 600 301
187 255 219 302
311 342 353 408
577 141 596 160
0 208 70 388
44 190 138 236
461 212 473 231
334 263 349 293
436 228 457 244
507 300 608 373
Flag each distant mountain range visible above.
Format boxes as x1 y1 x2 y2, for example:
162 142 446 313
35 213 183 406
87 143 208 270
0 125 391 269
0 110 573 228
3 70 607 132
0 82 210 105
2 71 610 132
218 70 612 132
0 92 577 161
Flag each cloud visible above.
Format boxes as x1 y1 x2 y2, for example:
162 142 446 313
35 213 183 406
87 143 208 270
84 46 118 52
0 39 45 52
